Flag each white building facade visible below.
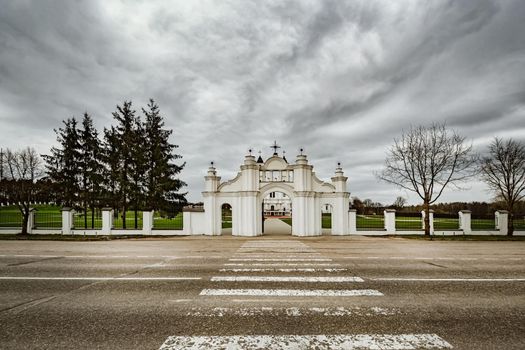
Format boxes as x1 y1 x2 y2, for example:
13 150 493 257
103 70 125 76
263 191 291 216
186 149 351 237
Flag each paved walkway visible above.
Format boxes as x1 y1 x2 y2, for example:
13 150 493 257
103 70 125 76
263 218 292 235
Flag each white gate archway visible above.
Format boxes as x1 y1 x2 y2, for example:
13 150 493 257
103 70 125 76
200 148 350 236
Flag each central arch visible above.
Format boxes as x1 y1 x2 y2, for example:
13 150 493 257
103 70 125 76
259 183 294 235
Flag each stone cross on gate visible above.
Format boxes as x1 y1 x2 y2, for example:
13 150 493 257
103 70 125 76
270 141 281 155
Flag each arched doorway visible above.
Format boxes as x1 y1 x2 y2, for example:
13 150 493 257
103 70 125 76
221 203 232 235
321 203 333 235
262 191 292 235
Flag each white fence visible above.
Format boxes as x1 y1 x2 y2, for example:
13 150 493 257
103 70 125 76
0 207 523 236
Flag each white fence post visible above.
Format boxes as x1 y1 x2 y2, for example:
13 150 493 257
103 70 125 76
348 209 357 234
384 209 396 234
27 208 36 234
61 207 74 235
101 208 113 235
496 210 508 236
421 210 434 234
142 210 154 235
459 210 471 234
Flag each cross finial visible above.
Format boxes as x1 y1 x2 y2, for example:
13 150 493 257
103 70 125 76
270 140 281 155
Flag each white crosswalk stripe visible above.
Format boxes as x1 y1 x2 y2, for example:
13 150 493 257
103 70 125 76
185 306 399 317
210 276 364 282
219 268 348 272
159 334 453 349
200 288 384 297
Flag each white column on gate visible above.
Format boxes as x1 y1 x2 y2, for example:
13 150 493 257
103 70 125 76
238 154 260 237
292 153 318 236
203 163 221 235
331 163 350 235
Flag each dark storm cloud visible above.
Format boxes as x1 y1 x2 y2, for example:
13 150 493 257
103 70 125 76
1 0 524 205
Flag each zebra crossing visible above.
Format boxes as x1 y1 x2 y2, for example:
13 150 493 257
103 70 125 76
159 239 453 349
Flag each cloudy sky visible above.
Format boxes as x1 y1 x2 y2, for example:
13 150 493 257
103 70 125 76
1 0 524 204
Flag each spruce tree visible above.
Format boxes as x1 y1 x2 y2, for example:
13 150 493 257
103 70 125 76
129 119 146 229
79 113 103 228
102 126 121 216
109 101 140 229
43 118 81 207
142 99 187 216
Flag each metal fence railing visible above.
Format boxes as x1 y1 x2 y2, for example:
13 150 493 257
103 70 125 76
356 214 384 230
433 213 460 231
113 211 143 230
0 210 23 228
512 213 525 231
471 214 496 231
74 210 103 229
153 213 183 230
395 212 422 230
34 211 62 229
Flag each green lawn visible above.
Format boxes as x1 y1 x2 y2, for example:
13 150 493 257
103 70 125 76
515 216 525 231
0 205 184 230
0 209 23 227
222 215 232 229
280 218 292 226
433 217 460 230
0 205 63 228
357 215 384 230
471 218 496 230
322 214 331 229
397 234 525 241
154 213 183 230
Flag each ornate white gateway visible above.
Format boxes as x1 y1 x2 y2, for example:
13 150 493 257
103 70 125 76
184 146 351 236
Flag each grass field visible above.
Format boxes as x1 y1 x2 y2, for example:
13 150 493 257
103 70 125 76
279 218 292 226
279 214 486 231
222 215 232 229
397 234 525 241
154 213 183 230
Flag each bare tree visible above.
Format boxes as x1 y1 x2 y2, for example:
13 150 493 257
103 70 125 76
393 196 407 209
3 147 44 234
378 123 477 235
0 148 5 180
480 138 525 236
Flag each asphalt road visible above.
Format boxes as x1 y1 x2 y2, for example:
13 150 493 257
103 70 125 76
0 232 524 349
